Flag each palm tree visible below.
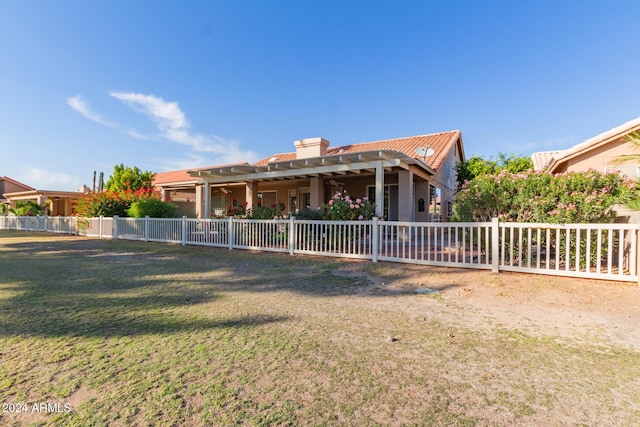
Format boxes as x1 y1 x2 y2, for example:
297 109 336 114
8 201 43 216
611 132 640 210
610 131 640 165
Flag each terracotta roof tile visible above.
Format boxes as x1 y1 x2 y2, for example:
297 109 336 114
154 163 249 185
253 131 462 171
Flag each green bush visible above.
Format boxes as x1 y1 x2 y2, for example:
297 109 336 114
127 199 178 218
453 169 633 270
453 170 631 224
247 204 284 219
295 207 323 220
9 201 44 216
76 188 160 218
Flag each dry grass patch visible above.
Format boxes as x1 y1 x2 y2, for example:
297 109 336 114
0 230 639 426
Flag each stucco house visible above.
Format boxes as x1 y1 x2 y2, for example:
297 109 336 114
2 175 89 216
154 131 465 221
0 176 34 206
532 115 640 177
2 187 89 216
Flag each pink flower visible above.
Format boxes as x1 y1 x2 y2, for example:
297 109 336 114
350 204 355 209
356 198 362 204
358 215 364 220
329 200 334 205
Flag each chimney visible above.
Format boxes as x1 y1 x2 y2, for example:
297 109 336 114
294 137 330 159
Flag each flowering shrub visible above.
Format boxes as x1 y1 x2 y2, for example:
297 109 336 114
453 170 632 224
76 187 161 218
453 169 634 269
222 198 248 217
323 191 376 221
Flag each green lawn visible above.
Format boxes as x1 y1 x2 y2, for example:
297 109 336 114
0 231 639 426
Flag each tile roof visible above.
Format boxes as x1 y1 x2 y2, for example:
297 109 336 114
154 163 250 185
253 131 462 172
154 131 463 185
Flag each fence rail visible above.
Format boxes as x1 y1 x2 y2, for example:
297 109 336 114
1 215 638 283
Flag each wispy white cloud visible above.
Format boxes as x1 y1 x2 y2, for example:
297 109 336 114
68 91 258 169
123 128 152 140
158 146 261 172
109 92 188 131
23 167 83 191
110 91 260 165
66 94 117 128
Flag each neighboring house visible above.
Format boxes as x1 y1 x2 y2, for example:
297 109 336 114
532 115 640 177
2 178 89 216
155 131 465 221
0 176 34 207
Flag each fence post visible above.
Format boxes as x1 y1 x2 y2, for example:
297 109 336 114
180 216 186 246
289 216 296 256
98 216 103 238
228 216 234 250
372 217 379 263
636 225 640 287
113 216 119 239
491 217 500 273
144 216 149 242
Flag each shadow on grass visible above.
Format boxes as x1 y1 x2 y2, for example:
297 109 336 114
0 233 295 338
0 231 471 338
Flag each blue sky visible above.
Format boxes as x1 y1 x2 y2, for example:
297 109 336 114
1 0 639 191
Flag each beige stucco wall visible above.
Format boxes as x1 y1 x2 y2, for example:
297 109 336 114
557 139 635 174
0 180 32 199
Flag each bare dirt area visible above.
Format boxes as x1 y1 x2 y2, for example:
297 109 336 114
338 261 640 351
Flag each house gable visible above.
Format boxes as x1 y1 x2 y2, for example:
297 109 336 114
534 116 640 175
1 176 35 202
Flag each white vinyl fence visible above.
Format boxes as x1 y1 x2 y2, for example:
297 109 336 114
1 215 638 283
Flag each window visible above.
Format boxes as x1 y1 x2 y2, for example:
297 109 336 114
299 187 311 210
211 194 230 217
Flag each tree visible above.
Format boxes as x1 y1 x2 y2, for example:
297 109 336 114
9 201 43 216
455 153 533 192
105 164 155 192
609 132 640 210
76 164 162 218
609 131 640 165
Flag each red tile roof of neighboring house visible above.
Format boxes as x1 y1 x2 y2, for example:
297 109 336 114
253 131 462 171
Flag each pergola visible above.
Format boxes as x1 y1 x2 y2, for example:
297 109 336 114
189 150 435 219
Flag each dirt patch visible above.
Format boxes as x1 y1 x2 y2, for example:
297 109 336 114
337 262 640 350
